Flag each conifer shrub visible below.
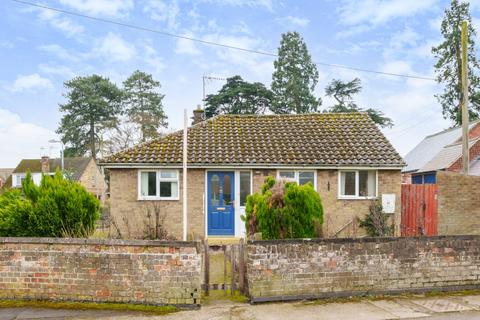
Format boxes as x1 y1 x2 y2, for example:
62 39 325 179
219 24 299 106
243 177 323 239
358 200 393 237
0 171 100 237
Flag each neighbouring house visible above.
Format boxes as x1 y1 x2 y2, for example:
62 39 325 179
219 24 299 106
0 168 13 189
402 120 480 184
101 112 405 240
5 156 106 201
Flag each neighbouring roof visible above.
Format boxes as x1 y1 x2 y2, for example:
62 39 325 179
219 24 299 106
403 120 480 173
0 168 13 180
12 157 92 181
417 140 477 173
102 113 405 167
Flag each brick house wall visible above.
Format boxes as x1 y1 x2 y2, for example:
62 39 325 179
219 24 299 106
110 169 205 240
109 168 401 240
247 236 480 303
437 171 480 235
78 159 107 201
0 238 202 306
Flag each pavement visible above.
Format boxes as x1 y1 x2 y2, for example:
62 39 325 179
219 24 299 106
4 294 480 319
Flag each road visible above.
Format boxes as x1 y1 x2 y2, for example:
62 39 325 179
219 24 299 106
3 294 480 319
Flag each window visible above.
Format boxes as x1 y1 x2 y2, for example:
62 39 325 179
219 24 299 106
239 171 251 207
277 170 316 189
139 170 179 200
339 170 377 199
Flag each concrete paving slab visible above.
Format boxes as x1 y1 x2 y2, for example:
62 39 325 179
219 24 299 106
368 300 430 318
459 295 480 310
409 298 472 313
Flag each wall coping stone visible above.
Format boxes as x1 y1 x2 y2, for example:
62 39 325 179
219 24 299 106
248 234 480 245
0 237 200 249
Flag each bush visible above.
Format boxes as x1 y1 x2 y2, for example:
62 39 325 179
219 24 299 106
243 177 323 239
0 171 100 237
358 200 393 237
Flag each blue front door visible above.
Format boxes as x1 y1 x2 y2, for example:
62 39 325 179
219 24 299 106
207 172 235 236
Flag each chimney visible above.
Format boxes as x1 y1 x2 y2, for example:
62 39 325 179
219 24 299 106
191 105 205 125
41 156 50 173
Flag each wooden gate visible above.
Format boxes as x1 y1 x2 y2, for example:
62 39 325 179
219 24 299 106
401 184 438 236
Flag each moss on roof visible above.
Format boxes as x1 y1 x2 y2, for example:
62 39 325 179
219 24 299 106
102 113 405 167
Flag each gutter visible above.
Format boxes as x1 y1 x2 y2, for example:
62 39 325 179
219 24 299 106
99 163 405 170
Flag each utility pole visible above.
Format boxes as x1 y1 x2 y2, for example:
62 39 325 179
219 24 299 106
461 20 469 175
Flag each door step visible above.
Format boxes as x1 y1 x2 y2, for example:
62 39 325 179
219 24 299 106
207 237 242 246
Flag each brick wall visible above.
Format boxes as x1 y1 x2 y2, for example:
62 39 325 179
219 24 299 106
109 169 205 239
0 238 202 306
247 236 480 303
447 139 480 172
437 171 480 235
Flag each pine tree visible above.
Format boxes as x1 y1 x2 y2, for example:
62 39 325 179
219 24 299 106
123 70 167 141
271 31 321 114
57 75 123 159
204 75 273 118
325 78 393 128
432 0 480 125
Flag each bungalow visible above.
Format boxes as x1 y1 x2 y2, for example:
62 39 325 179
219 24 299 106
101 112 405 240
403 120 480 184
5 156 106 201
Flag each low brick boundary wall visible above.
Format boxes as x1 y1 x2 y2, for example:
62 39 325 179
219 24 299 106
0 238 202 307
247 236 480 303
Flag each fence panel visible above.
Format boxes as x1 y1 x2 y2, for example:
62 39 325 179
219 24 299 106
401 184 438 236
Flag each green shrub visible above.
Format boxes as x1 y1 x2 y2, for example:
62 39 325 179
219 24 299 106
358 200 393 237
0 171 100 237
243 177 323 239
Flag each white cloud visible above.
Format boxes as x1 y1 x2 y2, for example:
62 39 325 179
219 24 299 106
176 33 202 55
36 8 84 37
37 44 80 61
276 16 310 27
144 0 180 30
7 74 53 93
338 0 436 26
143 44 166 75
38 64 75 78
58 0 134 17
201 0 274 11
0 109 56 167
95 33 136 62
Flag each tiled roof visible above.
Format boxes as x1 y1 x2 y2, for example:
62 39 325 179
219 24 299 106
102 113 405 167
12 157 92 181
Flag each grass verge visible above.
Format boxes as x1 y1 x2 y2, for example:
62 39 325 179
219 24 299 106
203 290 249 305
0 300 178 315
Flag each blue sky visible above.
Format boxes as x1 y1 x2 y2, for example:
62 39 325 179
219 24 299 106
0 0 477 167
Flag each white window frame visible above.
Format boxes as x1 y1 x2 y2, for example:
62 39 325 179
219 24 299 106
137 169 180 201
238 170 253 208
277 170 317 190
338 170 378 200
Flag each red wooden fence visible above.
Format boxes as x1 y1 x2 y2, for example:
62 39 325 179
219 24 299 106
401 184 438 236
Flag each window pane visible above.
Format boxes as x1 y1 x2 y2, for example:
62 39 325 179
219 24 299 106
240 171 251 206
359 171 376 197
141 172 157 196
279 171 295 179
210 174 220 206
223 174 232 205
299 171 314 186
341 172 356 196
160 170 177 179
160 181 178 198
